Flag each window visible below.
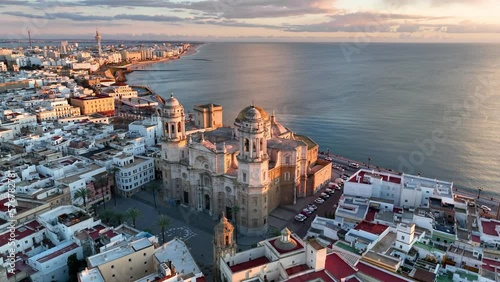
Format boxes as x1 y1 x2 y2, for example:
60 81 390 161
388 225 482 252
129 258 132 262
284 172 290 181
111 265 114 269
243 173 247 182
285 156 290 165
402 236 405 240
405 199 408 203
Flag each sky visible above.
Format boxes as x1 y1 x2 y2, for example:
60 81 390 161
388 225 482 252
0 0 499 42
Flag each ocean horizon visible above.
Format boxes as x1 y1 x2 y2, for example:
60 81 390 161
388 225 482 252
127 42 500 197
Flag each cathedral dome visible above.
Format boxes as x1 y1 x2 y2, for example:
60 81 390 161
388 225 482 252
270 113 289 137
163 94 181 108
235 105 269 123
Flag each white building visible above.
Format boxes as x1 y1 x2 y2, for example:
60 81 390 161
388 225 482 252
101 83 138 100
113 154 155 196
28 240 83 282
344 169 454 209
128 113 163 147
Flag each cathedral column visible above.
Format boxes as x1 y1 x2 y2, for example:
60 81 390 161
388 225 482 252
249 139 253 159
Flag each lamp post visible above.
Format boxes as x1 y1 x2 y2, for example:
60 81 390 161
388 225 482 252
368 157 371 168
478 187 483 199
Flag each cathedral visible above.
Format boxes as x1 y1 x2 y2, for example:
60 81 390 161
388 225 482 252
160 95 331 236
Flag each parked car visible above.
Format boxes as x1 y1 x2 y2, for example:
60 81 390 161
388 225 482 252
295 214 307 222
349 162 360 168
481 205 491 212
320 192 330 199
302 208 314 215
325 157 333 161
308 204 318 211
325 188 335 194
300 211 310 217
314 198 325 204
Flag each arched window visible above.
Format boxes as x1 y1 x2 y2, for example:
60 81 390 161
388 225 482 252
171 124 175 134
244 138 249 152
165 123 170 133
177 121 181 132
260 139 263 151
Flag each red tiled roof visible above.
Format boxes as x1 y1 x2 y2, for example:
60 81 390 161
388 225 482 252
102 229 119 239
346 277 362 282
483 258 500 272
356 261 408 282
325 253 356 280
0 198 10 212
472 235 480 243
196 277 207 282
0 220 45 246
37 242 79 263
365 209 377 222
350 171 402 185
229 257 270 273
354 221 388 235
287 270 334 282
481 220 500 236
286 264 310 276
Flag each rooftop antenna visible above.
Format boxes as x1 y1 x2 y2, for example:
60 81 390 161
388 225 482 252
28 30 32 49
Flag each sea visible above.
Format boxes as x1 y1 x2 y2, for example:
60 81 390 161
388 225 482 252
127 43 498 197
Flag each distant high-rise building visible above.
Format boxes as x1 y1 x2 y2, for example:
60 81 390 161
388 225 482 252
95 29 102 56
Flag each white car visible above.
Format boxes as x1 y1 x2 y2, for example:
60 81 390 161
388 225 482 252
321 192 330 199
349 162 360 169
314 198 325 204
302 208 314 215
481 205 492 212
295 214 307 222
308 204 318 211
325 157 333 161
325 188 335 194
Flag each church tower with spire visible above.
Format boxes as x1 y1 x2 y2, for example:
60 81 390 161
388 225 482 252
213 213 236 282
95 29 102 57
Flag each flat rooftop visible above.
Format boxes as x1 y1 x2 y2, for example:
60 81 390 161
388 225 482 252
154 238 201 279
88 238 152 267
481 219 500 236
350 170 402 185
37 242 79 263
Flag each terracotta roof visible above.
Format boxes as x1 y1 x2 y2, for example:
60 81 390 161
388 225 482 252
229 257 270 273
354 221 389 235
287 270 334 282
356 261 408 282
325 253 357 280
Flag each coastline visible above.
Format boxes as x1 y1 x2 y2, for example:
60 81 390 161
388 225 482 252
127 43 204 72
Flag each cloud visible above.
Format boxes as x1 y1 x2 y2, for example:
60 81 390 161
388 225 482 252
284 12 440 33
384 0 488 7
2 11 183 23
50 0 336 19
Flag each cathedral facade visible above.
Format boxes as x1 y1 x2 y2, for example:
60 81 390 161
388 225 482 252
160 96 331 236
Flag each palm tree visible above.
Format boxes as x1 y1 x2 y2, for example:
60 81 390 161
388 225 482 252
145 181 160 209
100 210 114 224
126 208 140 227
75 188 90 209
95 175 108 211
231 205 240 240
114 212 125 225
158 214 170 244
108 167 120 206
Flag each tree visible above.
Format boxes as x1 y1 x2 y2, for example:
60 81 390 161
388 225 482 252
114 212 125 225
108 167 120 206
127 207 140 227
67 253 86 282
231 205 240 240
75 188 90 209
95 175 108 211
100 210 114 224
145 181 160 209
158 214 170 244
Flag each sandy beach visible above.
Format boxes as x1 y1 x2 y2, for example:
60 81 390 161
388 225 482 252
127 43 203 71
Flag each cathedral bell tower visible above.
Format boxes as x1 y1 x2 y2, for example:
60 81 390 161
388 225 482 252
161 95 188 201
234 105 270 236
213 213 236 282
